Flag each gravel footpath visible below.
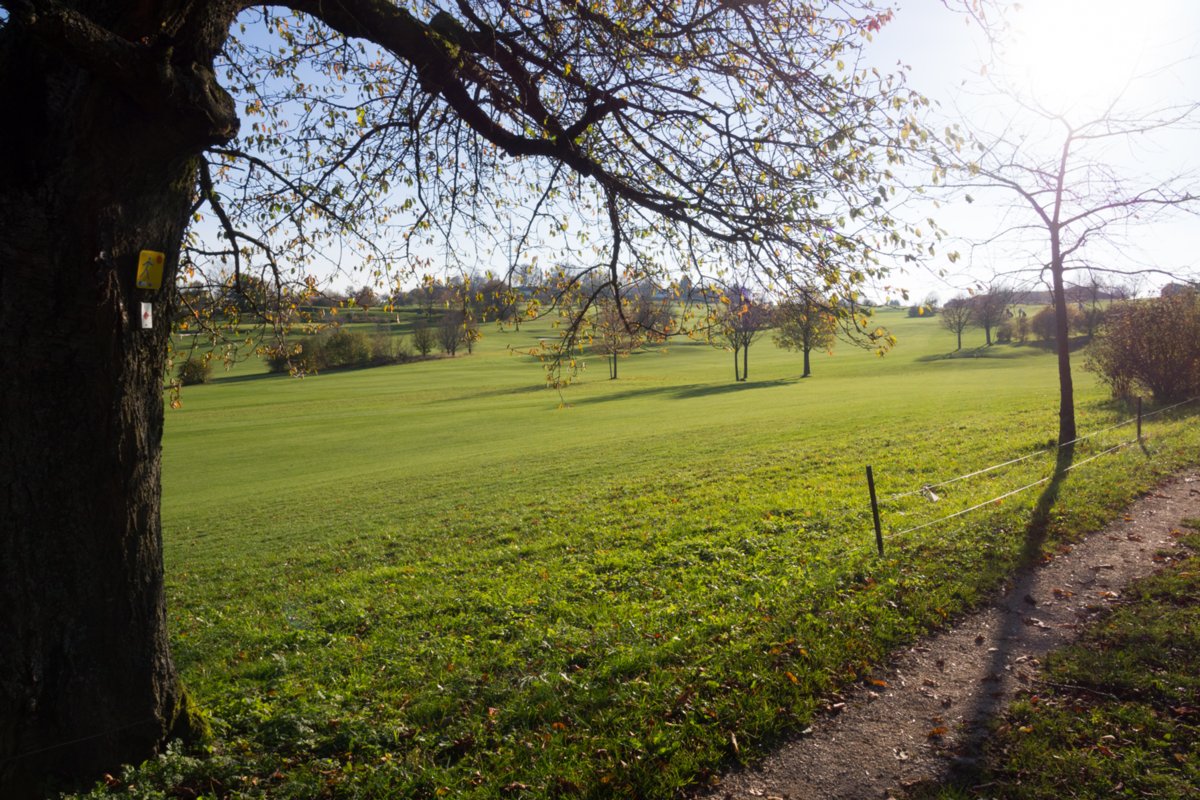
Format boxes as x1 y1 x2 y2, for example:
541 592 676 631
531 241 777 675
695 468 1200 800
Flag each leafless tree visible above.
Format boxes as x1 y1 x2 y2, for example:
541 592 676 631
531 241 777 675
937 85 1199 450
969 283 1015 346
940 297 974 351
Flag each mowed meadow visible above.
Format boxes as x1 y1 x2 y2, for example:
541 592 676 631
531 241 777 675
120 307 1198 798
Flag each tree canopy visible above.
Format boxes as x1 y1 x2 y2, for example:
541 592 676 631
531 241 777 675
16 0 931 354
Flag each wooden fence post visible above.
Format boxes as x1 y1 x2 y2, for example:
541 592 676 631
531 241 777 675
866 465 884 556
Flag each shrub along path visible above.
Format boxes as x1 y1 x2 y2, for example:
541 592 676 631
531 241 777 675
694 467 1200 800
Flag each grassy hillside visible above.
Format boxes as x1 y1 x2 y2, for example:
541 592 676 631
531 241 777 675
81 309 1199 798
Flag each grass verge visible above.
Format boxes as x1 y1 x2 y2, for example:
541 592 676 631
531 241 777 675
921 519 1200 800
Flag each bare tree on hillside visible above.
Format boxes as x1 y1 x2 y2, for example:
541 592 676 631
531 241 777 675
411 320 435 358
940 297 974 351
937 89 1200 452
970 284 1015 346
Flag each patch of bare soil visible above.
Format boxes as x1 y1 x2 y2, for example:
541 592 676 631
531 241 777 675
695 468 1200 800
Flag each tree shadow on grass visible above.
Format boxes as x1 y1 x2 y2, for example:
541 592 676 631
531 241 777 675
915 345 1044 363
446 383 552 403
673 377 800 399
948 442 1074 784
918 336 1096 363
206 371 283 386
559 377 801 406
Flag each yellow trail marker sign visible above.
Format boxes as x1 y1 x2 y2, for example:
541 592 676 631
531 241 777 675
136 250 165 290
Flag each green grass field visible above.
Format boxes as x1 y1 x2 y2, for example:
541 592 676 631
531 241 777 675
80 308 1200 798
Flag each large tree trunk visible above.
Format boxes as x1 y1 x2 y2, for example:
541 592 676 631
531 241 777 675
1049 228 1077 450
802 346 811 378
0 8 235 795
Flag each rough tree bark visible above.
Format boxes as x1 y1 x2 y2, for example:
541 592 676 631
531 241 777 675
0 3 237 795
1048 227 1077 449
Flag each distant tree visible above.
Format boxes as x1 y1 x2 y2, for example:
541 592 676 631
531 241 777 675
438 311 464 356
589 284 672 379
309 290 348 309
411 320 435 358
969 285 1015 346
418 278 441 321
593 295 640 380
1087 293 1200 402
630 282 675 343
1075 276 1118 338
1014 308 1030 343
1030 304 1083 343
462 318 480 355
1161 282 1198 298
215 273 275 317
176 281 215 328
715 286 769 382
175 357 212 386
1029 306 1055 343
315 327 372 369
773 291 837 377
478 278 519 322
940 297 973 351
445 278 481 354
350 285 379 312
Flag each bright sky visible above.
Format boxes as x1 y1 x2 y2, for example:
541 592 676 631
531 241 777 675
864 0 1200 302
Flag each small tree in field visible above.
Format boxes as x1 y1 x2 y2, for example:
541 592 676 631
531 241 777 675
593 295 640 380
715 287 769 382
773 292 837 377
1087 293 1200 403
940 297 973 351
1014 308 1030 343
411 320 435 358
438 312 464 356
969 285 1014 346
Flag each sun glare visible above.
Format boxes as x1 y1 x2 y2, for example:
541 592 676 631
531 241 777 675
1004 0 1177 112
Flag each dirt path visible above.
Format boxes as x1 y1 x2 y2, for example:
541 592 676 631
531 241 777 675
697 468 1200 800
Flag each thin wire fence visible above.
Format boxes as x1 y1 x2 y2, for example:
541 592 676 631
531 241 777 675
866 396 1197 554
884 411 1150 503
